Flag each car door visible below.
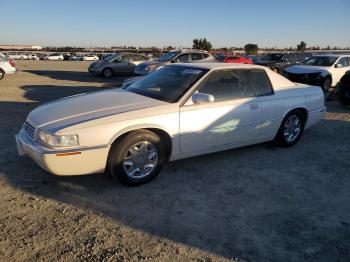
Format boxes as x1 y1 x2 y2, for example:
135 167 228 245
179 69 262 153
249 69 278 138
175 53 190 63
333 57 350 84
111 54 130 74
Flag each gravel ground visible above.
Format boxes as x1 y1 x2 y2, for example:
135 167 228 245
0 61 349 262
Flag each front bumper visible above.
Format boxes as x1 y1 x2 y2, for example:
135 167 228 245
15 128 110 176
284 72 324 87
6 67 18 75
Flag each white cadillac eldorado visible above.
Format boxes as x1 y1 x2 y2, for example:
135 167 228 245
16 63 326 185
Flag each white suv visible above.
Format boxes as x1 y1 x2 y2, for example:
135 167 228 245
283 54 350 92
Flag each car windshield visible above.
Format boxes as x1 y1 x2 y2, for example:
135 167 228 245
262 54 283 61
126 66 208 103
303 56 338 67
157 51 181 62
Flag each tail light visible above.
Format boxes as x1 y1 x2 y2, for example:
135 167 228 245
9 59 16 68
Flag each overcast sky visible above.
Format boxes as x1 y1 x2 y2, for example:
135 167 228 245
1 0 350 48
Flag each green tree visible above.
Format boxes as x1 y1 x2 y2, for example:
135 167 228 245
244 43 258 55
192 38 212 51
297 41 307 52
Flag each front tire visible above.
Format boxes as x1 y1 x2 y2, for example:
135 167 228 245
107 130 166 186
274 110 305 147
102 68 113 78
323 77 332 100
0 69 5 80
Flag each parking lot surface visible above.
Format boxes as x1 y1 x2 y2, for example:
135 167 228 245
0 61 349 261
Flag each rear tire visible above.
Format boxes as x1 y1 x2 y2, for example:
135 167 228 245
107 130 165 186
102 68 113 78
274 110 305 147
323 77 333 101
0 69 5 80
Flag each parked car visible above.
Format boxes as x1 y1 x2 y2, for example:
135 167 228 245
0 57 17 80
134 49 214 75
69 55 83 61
44 53 64 60
16 63 325 185
63 53 72 60
82 54 99 61
283 55 350 93
8 53 28 60
88 52 150 78
256 52 312 73
333 70 350 106
28 54 39 60
215 54 252 64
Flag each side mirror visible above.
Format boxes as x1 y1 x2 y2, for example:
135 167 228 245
192 93 215 104
335 63 343 68
171 58 180 63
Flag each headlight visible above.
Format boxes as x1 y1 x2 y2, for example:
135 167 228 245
38 130 79 147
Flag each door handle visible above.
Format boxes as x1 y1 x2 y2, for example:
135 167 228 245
250 103 259 110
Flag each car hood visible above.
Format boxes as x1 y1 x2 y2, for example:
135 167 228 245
284 65 329 74
27 89 167 130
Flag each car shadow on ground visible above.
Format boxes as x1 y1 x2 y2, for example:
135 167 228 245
0 86 350 261
22 69 132 85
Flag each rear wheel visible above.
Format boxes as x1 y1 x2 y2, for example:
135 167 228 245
0 69 5 80
102 68 113 78
323 77 332 101
107 130 166 185
274 110 305 147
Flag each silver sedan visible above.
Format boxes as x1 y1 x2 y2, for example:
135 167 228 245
88 52 150 78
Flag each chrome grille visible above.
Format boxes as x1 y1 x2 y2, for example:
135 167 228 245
24 121 36 140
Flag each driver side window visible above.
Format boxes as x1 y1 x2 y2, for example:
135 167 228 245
337 57 350 67
118 55 130 63
197 69 255 102
177 53 190 63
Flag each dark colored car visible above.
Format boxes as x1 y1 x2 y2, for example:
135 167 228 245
333 71 350 106
255 52 312 73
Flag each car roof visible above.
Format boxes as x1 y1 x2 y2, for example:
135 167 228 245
171 62 265 70
168 49 209 53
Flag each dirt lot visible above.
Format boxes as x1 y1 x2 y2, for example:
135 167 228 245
0 61 349 262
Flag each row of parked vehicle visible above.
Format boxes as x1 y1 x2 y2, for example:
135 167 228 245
6 52 101 61
86 49 350 106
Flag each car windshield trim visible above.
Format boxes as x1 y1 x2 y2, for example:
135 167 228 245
126 66 209 103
